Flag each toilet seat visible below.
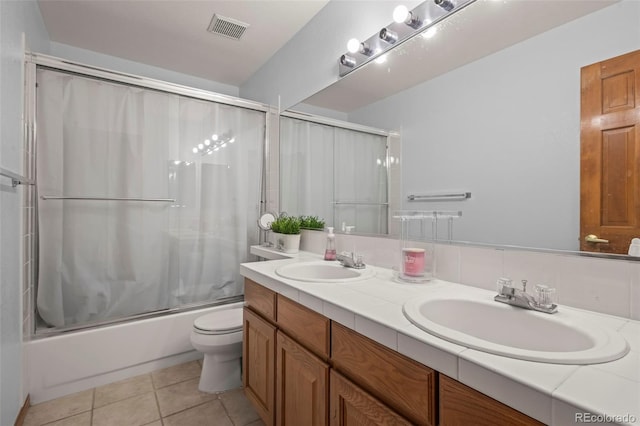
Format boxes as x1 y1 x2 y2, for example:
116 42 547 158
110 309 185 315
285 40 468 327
193 308 243 335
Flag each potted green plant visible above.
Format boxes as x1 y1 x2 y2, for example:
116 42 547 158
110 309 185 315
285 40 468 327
299 215 325 230
270 214 302 253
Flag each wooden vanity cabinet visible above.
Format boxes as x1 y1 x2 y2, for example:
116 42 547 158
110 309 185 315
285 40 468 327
331 322 437 426
244 279 541 426
244 279 331 426
439 375 544 426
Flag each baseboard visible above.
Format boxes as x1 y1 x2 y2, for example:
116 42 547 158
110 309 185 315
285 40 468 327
14 394 30 426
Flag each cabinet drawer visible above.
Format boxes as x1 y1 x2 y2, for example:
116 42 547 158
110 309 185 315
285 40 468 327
244 279 277 322
277 295 330 360
331 323 437 426
439 375 544 426
330 370 412 426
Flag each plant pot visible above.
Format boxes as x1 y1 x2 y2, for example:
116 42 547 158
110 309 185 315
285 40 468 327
273 232 301 253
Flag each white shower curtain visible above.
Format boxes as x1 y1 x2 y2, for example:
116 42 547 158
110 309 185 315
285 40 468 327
280 116 388 234
36 69 264 328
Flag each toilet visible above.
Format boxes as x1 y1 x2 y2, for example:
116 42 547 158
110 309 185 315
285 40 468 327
190 307 244 393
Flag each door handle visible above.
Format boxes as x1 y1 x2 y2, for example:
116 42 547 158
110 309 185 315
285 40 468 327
585 234 609 243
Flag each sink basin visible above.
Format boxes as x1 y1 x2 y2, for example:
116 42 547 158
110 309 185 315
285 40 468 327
403 295 629 364
275 261 375 283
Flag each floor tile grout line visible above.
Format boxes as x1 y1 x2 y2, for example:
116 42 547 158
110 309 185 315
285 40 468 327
152 388 164 426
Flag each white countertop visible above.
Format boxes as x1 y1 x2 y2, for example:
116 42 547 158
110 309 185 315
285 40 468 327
241 247 640 426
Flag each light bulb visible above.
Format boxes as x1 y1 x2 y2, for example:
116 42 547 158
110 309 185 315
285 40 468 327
229 137 236 143
174 160 181 165
212 134 218 141
347 38 360 54
375 53 387 64
204 139 211 146
422 27 437 39
198 143 204 150
393 5 409 23
192 147 198 153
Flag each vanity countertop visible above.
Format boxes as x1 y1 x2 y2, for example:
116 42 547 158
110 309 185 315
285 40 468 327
241 248 640 426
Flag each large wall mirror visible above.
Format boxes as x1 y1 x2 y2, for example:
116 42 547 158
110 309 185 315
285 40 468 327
282 0 640 256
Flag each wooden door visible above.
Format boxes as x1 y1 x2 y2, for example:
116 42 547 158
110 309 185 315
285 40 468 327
581 49 640 254
329 370 411 426
243 307 276 426
276 330 329 426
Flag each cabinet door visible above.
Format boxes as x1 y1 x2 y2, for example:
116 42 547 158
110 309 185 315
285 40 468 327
276 330 329 426
330 370 411 426
440 375 545 426
243 307 276 426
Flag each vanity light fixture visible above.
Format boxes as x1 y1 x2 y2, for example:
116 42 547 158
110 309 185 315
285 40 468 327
337 0 477 77
347 38 374 56
379 28 398 44
192 132 236 156
435 0 456 11
393 5 422 29
340 54 357 67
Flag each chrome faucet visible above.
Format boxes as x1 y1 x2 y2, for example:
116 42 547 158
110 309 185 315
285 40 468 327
494 278 557 314
336 251 365 269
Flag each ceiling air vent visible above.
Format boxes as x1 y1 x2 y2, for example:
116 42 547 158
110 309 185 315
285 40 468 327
207 14 249 40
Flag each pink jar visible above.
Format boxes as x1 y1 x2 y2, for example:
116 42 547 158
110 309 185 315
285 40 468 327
402 248 425 276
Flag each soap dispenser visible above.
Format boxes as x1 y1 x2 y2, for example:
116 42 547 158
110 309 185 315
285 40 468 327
324 227 336 260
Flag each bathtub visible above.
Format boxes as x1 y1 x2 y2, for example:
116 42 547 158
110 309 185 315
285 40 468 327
25 301 244 404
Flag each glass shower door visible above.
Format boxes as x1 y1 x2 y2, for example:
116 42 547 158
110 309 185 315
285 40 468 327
35 68 265 330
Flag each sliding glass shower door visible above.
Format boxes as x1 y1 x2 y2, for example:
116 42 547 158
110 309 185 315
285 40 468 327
279 115 389 234
35 68 265 330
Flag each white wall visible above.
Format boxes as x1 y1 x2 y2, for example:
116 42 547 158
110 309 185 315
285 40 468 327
348 0 640 250
0 1 49 423
50 42 239 97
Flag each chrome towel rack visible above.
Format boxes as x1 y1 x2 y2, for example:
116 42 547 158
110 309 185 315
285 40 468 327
407 192 471 202
41 196 175 202
0 167 35 188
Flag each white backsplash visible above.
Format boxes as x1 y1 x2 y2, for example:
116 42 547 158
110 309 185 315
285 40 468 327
300 230 640 320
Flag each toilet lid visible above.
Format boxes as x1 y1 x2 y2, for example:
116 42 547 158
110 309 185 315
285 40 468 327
193 308 243 334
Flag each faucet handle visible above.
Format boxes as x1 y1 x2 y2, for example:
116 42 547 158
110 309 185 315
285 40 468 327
535 284 557 309
497 277 514 296
521 279 528 293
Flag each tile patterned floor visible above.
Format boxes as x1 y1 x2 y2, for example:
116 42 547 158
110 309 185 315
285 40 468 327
23 360 265 426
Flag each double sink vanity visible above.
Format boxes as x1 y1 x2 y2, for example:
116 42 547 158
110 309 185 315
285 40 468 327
239 247 639 425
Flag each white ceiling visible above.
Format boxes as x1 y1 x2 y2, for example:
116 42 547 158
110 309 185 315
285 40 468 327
37 0 329 87
37 0 619 111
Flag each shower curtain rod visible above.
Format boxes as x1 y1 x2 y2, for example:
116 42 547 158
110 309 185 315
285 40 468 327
41 195 176 202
